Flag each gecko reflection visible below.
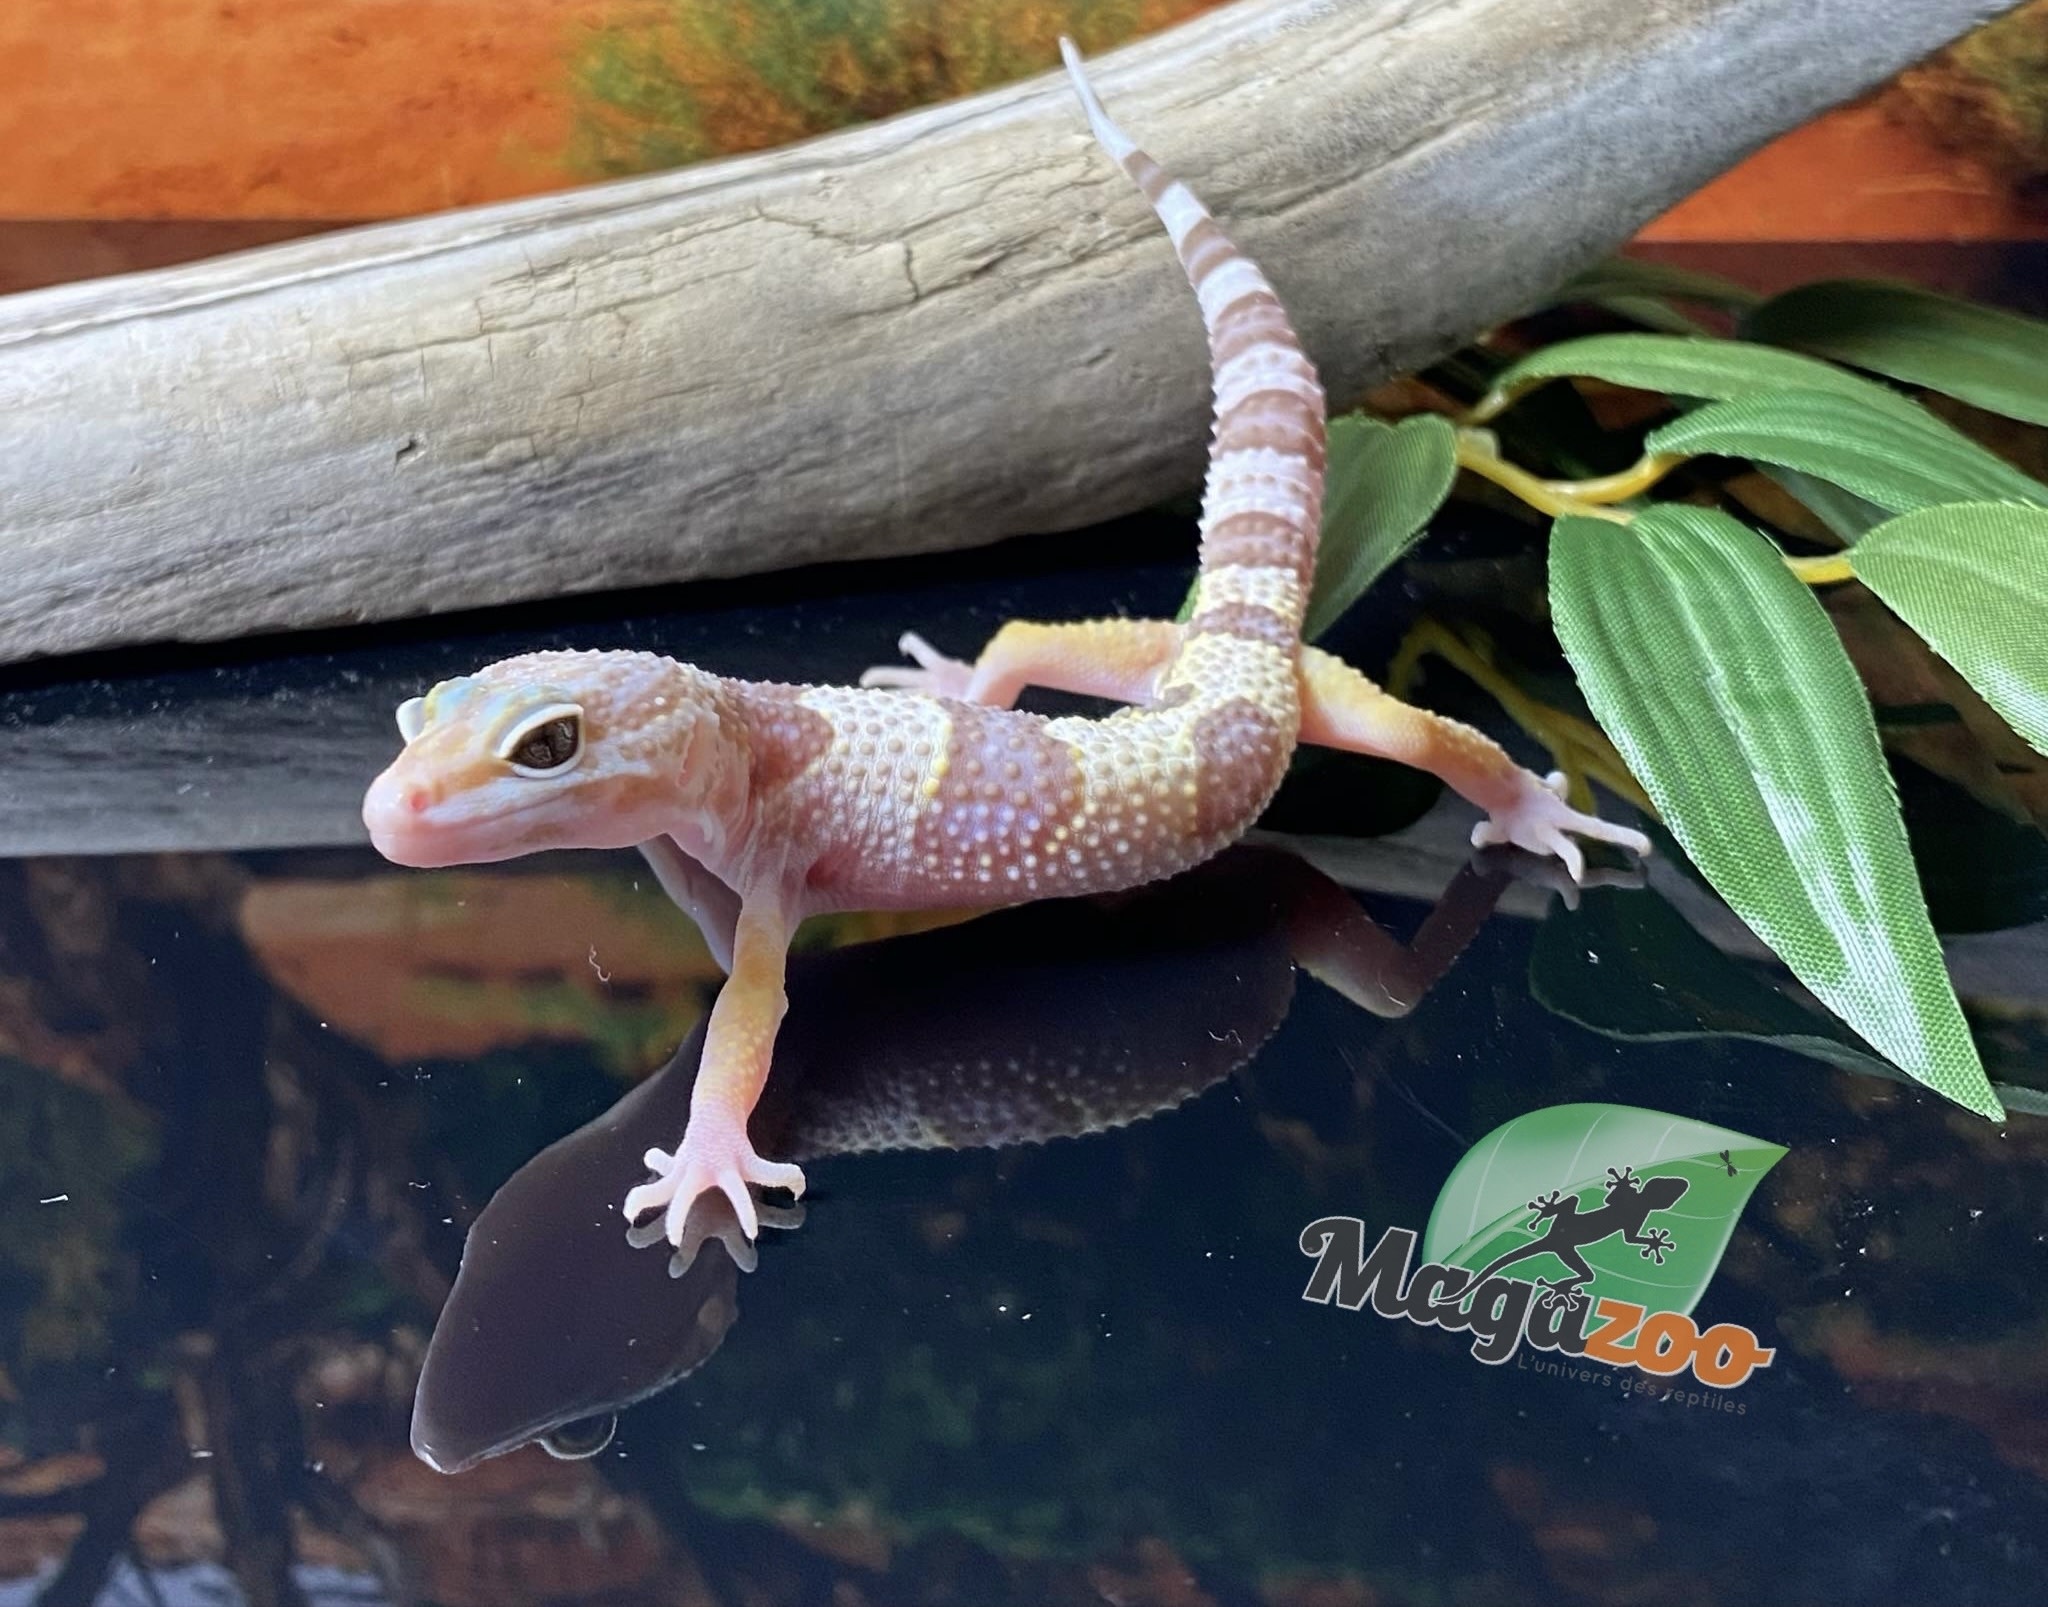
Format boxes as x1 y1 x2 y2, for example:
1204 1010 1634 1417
413 844 1579 1473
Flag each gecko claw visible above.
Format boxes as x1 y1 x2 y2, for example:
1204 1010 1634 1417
624 1126 806 1245
1471 770 1650 885
857 631 976 698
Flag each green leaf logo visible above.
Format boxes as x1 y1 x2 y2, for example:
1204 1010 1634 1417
1421 1103 1784 1321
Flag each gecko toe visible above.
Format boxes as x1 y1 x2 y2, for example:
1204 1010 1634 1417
858 631 974 698
715 1170 759 1240
630 1122 807 1246
670 1196 758 1276
1478 772 1646 884
749 1156 807 1198
649 1190 804 1275
622 1171 676 1226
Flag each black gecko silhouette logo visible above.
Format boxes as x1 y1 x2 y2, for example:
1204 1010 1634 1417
1468 1165 1688 1312
1300 1103 1784 1392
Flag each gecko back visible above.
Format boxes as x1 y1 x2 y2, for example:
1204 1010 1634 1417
782 46 1329 909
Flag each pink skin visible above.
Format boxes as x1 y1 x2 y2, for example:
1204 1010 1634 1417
362 43 1647 1246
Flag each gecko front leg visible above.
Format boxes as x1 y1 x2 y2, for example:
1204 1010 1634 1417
638 834 741 974
860 619 1181 708
624 889 806 1242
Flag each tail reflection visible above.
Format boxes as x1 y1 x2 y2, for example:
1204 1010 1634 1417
414 845 1526 1472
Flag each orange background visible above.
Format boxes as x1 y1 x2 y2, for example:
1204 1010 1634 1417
0 0 619 219
1 0 2044 296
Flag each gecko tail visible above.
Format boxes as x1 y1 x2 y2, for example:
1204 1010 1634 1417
1056 35 1326 661
1058 37 1137 162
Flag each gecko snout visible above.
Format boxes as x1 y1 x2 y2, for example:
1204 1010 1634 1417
361 768 452 864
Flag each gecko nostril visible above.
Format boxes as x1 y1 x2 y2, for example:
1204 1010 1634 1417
405 786 433 815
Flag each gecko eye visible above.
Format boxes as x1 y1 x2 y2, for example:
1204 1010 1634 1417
396 697 427 744
499 704 585 777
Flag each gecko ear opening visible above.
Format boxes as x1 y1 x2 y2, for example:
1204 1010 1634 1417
396 697 427 744
499 703 585 777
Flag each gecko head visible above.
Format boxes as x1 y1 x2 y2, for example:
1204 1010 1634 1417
1640 1176 1690 1210
362 650 722 867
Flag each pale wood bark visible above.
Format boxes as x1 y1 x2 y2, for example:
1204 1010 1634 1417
0 0 2014 663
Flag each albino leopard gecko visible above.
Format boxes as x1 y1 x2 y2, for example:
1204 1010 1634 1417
362 41 1649 1246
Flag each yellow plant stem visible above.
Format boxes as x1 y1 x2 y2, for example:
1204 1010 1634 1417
1386 616 1655 816
1463 388 1516 426
1449 423 1856 591
1785 553 1855 585
1454 429 1632 523
1565 452 1685 504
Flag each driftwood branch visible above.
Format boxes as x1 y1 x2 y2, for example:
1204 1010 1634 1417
0 0 2011 663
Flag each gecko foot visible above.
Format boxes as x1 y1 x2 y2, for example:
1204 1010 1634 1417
628 1191 806 1276
1471 770 1651 884
857 632 975 698
1534 1277 1588 1312
623 1121 806 1244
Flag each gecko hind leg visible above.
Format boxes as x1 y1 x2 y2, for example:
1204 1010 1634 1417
1534 1276 1589 1312
1295 649 1649 883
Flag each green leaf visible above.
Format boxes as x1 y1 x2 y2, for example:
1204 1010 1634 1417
1745 280 2048 427
1550 505 2000 1118
1645 389 2048 515
1421 1102 1784 1320
1761 466 1888 543
1548 258 1764 312
1528 885 1898 1082
1589 296 1715 338
1531 860 2048 1110
1848 503 2048 756
1302 414 1458 639
1428 345 1634 479
1543 259 1761 336
1477 333 1935 425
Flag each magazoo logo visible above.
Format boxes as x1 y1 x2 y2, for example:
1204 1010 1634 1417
1301 1104 1784 1392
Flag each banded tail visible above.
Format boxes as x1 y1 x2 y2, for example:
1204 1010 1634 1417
1060 39 1326 676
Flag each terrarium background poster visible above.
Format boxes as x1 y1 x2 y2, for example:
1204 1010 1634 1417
4 0 2047 295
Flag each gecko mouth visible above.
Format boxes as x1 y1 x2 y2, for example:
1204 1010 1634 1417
360 778 566 867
